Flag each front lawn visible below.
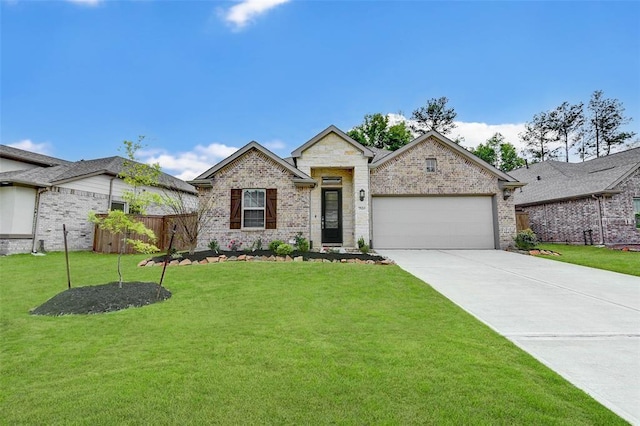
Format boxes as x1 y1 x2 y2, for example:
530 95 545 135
0 252 624 424
538 243 640 276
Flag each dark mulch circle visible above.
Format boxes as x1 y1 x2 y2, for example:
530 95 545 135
30 282 171 316
151 249 385 264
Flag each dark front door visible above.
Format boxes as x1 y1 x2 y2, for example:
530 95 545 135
322 189 342 244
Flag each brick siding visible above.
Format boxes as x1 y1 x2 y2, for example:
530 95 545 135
370 137 517 249
521 168 640 244
197 149 311 251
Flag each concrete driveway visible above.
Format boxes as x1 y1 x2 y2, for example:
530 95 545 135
376 249 640 424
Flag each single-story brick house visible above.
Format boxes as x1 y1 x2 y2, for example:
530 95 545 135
0 144 197 254
189 125 523 250
509 147 640 245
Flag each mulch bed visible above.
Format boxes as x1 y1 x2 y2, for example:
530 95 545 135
30 282 171 316
150 249 386 264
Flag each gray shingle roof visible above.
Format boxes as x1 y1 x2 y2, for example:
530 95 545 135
0 144 71 167
0 152 196 194
510 147 640 205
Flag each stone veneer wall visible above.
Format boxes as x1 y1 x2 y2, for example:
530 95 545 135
0 238 33 255
197 149 311 251
0 185 188 254
369 137 517 249
310 168 354 247
35 187 111 252
521 168 640 244
295 133 370 247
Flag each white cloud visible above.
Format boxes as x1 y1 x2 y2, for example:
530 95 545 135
8 139 53 155
387 113 527 154
139 143 239 181
222 0 291 30
454 122 527 153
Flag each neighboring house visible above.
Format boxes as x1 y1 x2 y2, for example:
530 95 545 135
510 147 640 245
0 145 197 255
189 125 522 250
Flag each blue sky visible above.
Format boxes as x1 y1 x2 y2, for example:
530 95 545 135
2 0 639 179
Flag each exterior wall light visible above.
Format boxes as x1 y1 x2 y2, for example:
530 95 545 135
503 188 513 200
359 189 365 201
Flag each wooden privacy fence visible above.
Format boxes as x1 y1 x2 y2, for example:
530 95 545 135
515 211 530 232
93 213 197 254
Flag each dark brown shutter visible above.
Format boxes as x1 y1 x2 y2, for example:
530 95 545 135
265 189 277 229
230 189 241 229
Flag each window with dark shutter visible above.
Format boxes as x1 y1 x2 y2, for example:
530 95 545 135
266 189 277 229
230 189 242 229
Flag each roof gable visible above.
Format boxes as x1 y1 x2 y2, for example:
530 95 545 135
190 141 315 186
291 125 375 159
371 130 519 183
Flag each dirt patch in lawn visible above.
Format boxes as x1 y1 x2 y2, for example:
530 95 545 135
30 282 171 316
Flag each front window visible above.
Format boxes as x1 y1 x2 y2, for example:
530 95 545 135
243 189 265 228
110 201 126 212
634 197 640 228
426 158 437 173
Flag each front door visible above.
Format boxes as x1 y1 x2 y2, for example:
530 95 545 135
322 189 342 244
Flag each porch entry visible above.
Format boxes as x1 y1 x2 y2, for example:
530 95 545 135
321 188 342 244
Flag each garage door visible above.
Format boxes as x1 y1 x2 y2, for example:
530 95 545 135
372 196 495 249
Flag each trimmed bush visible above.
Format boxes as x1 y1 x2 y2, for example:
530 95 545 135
275 243 294 256
514 228 538 250
268 240 284 252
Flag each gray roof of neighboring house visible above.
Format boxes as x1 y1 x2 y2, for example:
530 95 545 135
510 147 640 206
0 144 71 167
0 153 196 194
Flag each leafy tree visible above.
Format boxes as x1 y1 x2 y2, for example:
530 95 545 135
89 137 163 287
386 122 413 151
410 96 457 137
472 133 501 167
520 111 557 162
548 101 584 162
472 133 525 172
348 113 412 151
347 113 389 148
585 90 636 158
499 142 526 172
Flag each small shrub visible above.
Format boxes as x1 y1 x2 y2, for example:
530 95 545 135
294 232 309 252
228 239 241 251
359 244 370 254
275 243 294 256
269 240 284 252
514 228 538 250
208 240 220 253
357 236 366 249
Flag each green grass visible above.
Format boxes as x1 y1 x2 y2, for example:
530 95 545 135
1 252 624 424
538 243 640 276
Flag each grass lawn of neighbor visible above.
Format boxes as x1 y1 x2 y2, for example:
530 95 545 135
538 243 640 276
0 251 625 424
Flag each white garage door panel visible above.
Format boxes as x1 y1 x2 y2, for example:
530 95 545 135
372 196 495 249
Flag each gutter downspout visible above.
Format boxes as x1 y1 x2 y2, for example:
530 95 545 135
31 187 47 253
593 194 605 245
107 176 117 209
308 187 312 249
